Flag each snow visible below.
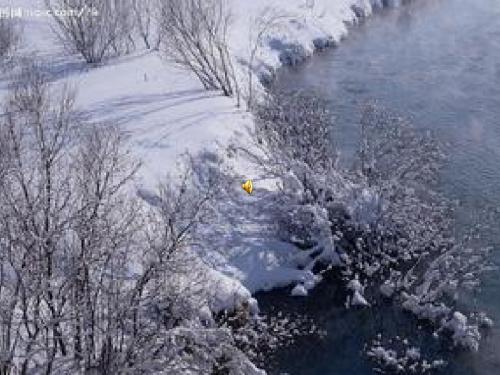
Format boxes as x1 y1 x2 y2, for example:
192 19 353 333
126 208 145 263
444 311 481 351
400 293 486 352
478 312 494 328
291 284 308 297
349 188 383 226
406 347 421 361
367 346 399 368
351 290 370 306
0 0 390 313
366 339 447 373
206 267 260 314
347 276 370 307
226 0 377 88
401 292 451 321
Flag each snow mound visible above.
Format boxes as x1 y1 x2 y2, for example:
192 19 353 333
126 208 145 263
291 284 308 297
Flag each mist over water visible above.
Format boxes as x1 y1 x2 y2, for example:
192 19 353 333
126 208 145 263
266 0 500 373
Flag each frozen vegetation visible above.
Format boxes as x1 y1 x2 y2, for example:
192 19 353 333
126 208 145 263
0 0 494 373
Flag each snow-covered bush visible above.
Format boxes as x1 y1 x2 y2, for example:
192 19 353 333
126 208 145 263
251 90 351 254
254 89 337 172
47 0 135 63
353 105 492 351
340 103 449 281
159 0 239 100
366 335 447 373
250 90 492 365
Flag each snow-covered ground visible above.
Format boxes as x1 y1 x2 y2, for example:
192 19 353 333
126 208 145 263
0 0 389 312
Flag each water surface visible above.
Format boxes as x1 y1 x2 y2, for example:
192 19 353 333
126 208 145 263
262 0 500 373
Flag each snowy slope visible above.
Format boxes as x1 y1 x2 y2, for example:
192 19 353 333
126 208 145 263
227 0 372 77
1 0 382 186
0 0 388 311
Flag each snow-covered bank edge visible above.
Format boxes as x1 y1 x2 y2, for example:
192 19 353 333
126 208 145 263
114 0 401 341
1 0 414 327
228 0 387 98
204 0 409 312
0 1 416 372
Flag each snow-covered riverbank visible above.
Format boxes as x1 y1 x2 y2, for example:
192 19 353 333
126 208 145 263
1 0 394 314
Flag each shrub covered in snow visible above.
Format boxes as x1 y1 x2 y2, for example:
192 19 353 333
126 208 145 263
366 335 447 374
250 90 493 369
251 90 350 256
254 89 337 172
354 106 492 352
47 0 135 63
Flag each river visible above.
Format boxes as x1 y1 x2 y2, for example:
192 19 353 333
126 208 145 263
258 0 500 373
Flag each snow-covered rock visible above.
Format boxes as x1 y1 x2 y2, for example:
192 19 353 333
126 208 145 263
291 283 308 297
352 290 370 307
347 276 370 307
478 312 494 328
206 268 260 314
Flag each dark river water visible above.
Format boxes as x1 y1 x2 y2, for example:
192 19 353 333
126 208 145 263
259 0 500 374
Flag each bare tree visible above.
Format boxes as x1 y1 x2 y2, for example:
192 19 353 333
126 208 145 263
159 0 239 102
64 123 140 372
0 61 79 373
110 0 137 56
0 61 264 373
131 0 161 50
0 18 21 59
46 0 135 64
246 8 289 109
